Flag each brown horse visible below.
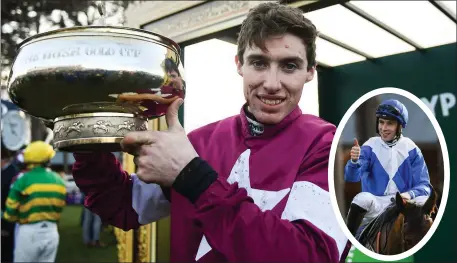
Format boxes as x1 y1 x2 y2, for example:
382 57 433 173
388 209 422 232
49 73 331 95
358 186 438 255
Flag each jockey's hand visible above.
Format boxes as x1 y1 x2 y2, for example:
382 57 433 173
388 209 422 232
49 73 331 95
400 192 412 200
350 138 360 162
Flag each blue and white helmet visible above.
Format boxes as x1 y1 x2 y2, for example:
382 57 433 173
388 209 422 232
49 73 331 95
375 99 408 134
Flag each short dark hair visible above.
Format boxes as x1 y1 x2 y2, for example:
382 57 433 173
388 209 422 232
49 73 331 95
237 2 318 70
164 58 180 77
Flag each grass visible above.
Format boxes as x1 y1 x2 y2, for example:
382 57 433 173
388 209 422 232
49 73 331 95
55 205 118 263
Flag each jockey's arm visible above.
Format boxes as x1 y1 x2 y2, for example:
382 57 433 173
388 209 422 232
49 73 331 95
407 147 432 199
344 145 371 182
2 176 24 223
72 152 170 231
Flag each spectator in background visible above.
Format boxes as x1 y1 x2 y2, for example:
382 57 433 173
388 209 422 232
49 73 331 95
81 192 107 248
2 141 66 263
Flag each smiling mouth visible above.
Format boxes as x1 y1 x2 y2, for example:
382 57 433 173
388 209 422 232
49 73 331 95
259 97 285 106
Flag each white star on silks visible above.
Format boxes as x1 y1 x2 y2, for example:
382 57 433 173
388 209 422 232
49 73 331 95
195 149 291 261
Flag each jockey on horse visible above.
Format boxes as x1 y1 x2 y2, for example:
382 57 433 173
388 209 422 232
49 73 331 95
344 99 433 239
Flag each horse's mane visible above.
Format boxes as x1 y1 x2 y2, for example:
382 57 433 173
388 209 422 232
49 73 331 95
357 203 400 252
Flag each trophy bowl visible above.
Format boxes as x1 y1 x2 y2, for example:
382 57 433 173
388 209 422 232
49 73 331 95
7 26 185 152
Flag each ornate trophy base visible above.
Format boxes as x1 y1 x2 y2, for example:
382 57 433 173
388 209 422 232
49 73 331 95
53 112 148 152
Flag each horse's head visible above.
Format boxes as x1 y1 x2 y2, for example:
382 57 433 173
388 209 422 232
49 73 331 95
395 187 438 250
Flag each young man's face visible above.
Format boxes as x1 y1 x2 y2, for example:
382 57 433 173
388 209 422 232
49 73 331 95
235 33 315 125
378 118 399 141
167 70 183 90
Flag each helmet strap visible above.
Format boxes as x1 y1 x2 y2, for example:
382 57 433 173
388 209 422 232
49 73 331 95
396 125 402 137
385 135 401 147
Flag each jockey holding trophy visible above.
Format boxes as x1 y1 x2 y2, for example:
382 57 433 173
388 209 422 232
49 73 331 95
344 99 432 238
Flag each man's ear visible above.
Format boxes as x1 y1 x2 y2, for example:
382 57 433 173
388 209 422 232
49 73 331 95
305 66 316 83
235 55 243 77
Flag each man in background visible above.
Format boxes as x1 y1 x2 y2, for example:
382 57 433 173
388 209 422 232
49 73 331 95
81 192 107 248
3 141 66 263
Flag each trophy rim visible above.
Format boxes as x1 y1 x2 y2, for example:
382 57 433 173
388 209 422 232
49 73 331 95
16 25 181 57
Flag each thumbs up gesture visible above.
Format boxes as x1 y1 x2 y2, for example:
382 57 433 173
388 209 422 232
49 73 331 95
120 99 199 186
350 138 361 162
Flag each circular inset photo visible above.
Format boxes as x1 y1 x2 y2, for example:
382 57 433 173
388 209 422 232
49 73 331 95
328 87 450 261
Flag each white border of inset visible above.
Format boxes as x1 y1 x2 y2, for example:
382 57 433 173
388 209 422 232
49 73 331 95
328 87 450 261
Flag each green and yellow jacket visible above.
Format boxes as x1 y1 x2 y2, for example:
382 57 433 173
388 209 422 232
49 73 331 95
2 167 67 224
